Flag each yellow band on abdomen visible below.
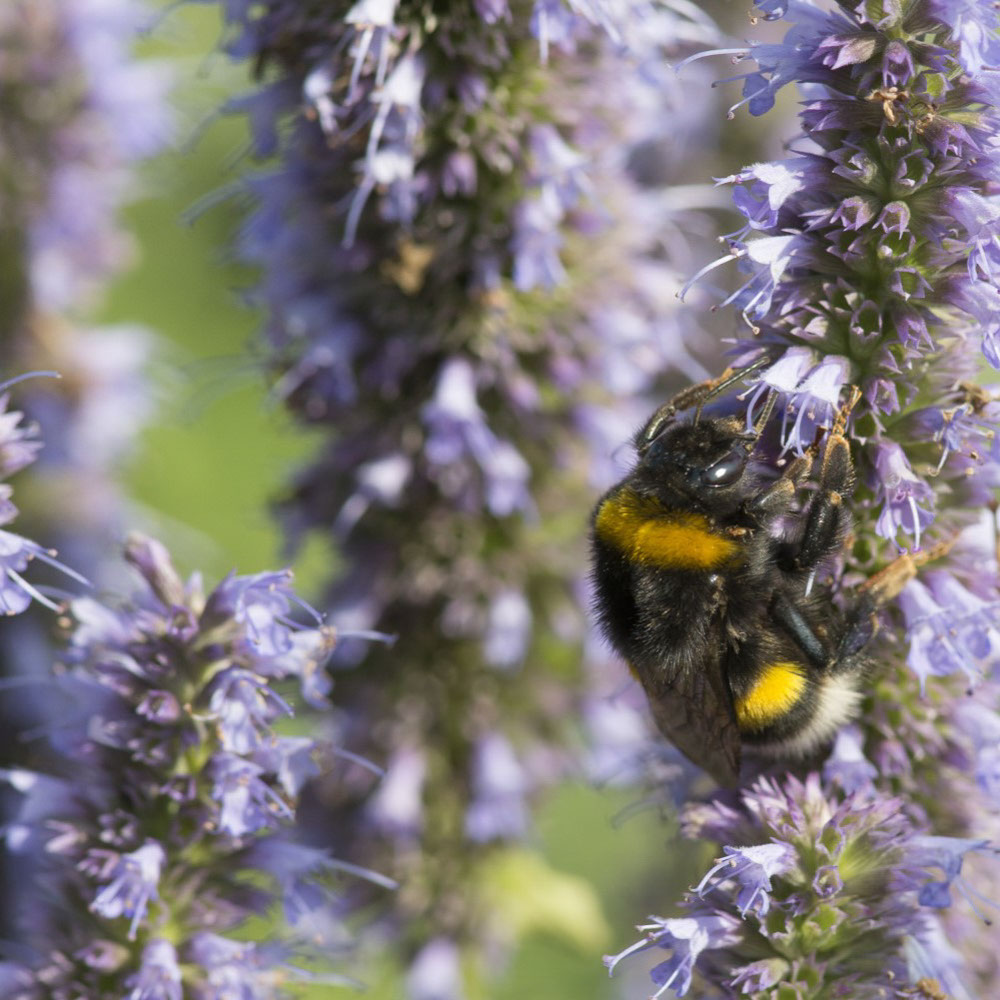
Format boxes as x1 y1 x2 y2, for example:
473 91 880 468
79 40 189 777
594 489 739 570
734 662 807 730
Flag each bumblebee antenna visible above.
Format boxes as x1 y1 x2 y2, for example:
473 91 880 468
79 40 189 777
693 354 773 425
751 389 778 437
638 354 774 453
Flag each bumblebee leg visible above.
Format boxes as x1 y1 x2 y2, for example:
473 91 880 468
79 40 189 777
838 537 956 657
837 591 878 659
859 537 956 604
746 450 815 522
771 590 830 668
785 389 862 575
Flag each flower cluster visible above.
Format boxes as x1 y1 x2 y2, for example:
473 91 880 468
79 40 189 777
605 1 1000 995
0 0 169 580
607 775 985 999
0 0 170 939
708 0 1000 551
0 0 170 314
208 0 739 991
0 375 81 617
0 534 393 997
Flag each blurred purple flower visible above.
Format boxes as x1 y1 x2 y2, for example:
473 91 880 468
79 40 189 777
407 938 464 1000
91 842 165 940
465 732 530 843
209 0 736 991
482 589 533 670
125 940 182 1000
909 837 995 913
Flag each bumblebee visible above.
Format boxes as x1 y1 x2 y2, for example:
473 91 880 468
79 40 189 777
589 363 880 786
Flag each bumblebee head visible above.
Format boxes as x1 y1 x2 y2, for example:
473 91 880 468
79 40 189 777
632 368 778 509
635 416 760 509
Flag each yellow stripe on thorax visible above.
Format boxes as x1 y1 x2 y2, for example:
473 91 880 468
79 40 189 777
734 662 806 730
595 488 740 570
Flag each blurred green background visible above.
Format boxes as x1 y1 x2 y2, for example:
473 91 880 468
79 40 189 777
98 3 689 997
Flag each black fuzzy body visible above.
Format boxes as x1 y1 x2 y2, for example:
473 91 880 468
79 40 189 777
590 414 869 785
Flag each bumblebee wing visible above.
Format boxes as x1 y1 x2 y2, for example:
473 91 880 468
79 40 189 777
645 659 741 787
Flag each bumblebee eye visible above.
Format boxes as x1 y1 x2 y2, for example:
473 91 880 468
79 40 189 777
702 451 746 488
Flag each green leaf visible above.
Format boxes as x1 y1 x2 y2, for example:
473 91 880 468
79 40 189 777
479 848 612 953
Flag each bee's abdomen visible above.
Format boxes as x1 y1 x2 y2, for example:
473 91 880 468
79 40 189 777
732 661 807 732
593 488 742 571
732 657 863 753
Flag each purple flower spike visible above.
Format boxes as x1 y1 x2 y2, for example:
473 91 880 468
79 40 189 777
5 535 390 993
605 0 1000 994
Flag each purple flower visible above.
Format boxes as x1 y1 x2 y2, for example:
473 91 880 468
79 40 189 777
729 958 788 992
694 842 796 917
953 701 1000 802
823 726 878 795
245 839 397 933
873 441 936 549
898 580 983 693
208 668 293 754
909 837 995 913
744 350 852 455
604 914 742 998
90 842 165 940
125 940 182 1000
482 589 533 670
0 393 43 477
511 193 568 290
0 381 90 616
186 934 275 999
930 0 1000 75
464 732 530 843
422 358 533 516
365 747 426 838
407 938 464 1000
211 753 293 837
882 39 916 85
582 692 655 786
